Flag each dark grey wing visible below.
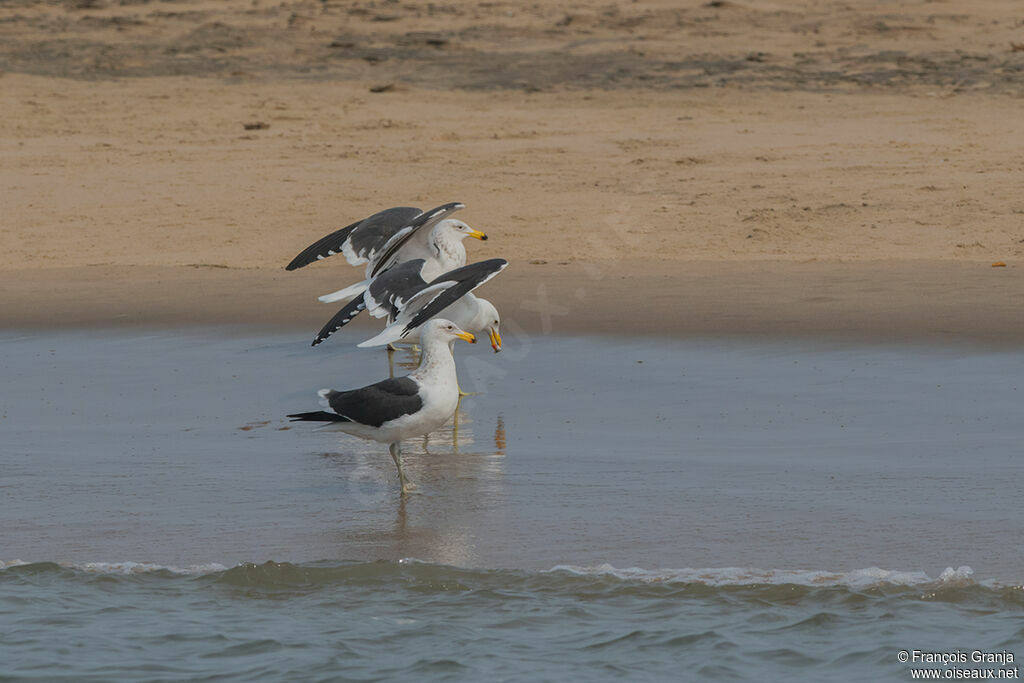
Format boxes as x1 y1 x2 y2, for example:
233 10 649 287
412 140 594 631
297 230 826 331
286 217 362 271
403 258 508 335
369 202 465 277
364 259 428 320
285 206 421 271
325 376 422 428
311 296 367 347
345 206 424 266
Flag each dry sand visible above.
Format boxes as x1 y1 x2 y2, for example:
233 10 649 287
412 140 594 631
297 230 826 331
2 0 1024 344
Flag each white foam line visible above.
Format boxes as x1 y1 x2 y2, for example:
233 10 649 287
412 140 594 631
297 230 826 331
1 558 1011 588
0 559 228 575
546 563 998 588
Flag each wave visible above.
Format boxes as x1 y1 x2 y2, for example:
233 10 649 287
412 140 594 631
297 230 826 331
4 559 1021 682
2 558 1019 592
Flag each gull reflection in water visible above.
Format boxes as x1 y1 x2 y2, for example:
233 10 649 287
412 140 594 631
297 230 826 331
494 415 506 454
318 391 509 567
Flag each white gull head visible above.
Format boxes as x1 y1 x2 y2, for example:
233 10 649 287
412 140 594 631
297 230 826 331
468 297 502 352
427 219 488 278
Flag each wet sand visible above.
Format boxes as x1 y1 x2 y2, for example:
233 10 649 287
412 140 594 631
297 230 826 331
4 329 1022 583
3 260 1024 347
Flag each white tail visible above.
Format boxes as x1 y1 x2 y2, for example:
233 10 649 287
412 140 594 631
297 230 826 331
318 280 369 303
356 323 406 348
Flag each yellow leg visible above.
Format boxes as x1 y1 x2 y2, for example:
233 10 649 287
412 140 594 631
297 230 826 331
452 395 463 451
389 442 415 494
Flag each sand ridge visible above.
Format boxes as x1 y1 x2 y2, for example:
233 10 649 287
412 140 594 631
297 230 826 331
3 0 1024 92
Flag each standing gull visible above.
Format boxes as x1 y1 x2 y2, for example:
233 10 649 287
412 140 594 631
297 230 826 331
285 202 487 303
310 258 507 352
288 318 476 494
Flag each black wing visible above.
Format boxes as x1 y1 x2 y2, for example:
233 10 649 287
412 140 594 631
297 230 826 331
364 259 428 320
369 202 465 277
285 206 421 271
311 296 367 347
288 410 349 423
325 376 422 428
403 258 508 334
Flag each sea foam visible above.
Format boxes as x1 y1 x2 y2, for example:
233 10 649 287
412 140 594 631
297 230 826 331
0 558 1001 588
0 559 228 575
547 563 990 588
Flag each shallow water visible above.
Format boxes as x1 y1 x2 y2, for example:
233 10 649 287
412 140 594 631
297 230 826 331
2 329 1023 680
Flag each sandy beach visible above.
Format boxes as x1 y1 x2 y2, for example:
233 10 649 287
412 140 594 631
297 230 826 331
3 0 1024 344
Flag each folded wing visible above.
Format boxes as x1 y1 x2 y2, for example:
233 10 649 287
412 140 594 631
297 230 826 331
323 376 423 427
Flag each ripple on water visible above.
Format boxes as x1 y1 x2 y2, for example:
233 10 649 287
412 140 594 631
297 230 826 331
2 559 1023 681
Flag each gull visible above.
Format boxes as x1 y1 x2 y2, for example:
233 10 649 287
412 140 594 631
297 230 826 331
309 258 507 354
287 318 476 494
285 202 487 303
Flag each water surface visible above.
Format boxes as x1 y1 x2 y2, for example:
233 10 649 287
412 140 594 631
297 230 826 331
2 329 1022 680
